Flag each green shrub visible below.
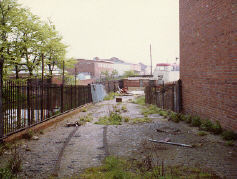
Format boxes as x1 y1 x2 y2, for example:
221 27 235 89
211 121 222 134
0 168 13 179
159 110 168 117
141 105 161 116
169 112 180 123
222 130 237 141
199 119 213 131
180 114 187 121
185 115 192 124
95 112 123 125
191 116 201 127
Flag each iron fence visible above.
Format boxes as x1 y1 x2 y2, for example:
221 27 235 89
1 79 92 138
145 80 182 113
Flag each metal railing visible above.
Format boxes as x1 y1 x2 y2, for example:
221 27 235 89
1 79 92 138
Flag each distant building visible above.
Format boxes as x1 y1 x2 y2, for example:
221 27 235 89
67 59 114 80
153 63 180 83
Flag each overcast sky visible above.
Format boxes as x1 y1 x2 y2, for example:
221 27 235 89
18 0 179 66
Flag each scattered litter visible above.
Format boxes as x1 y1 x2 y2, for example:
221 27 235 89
32 136 39 140
66 121 81 127
116 97 122 102
26 147 31 151
148 139 192 148
164 137 171 142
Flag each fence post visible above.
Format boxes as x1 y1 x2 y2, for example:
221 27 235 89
27 80 31 125
172 85 175 112
60 84 64 113
113 81 116 92
162 81 165 109
177 79 182 113
70 85 73 109
88 84 91 103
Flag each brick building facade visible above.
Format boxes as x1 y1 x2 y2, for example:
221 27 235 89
180 0 237 131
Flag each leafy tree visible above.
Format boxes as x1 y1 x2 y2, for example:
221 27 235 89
0 0 20 136
111 69 118 79
123 70 138 78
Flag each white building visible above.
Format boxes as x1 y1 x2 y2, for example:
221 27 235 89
153 63 180 83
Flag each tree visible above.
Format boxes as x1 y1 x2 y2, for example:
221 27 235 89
123 70 138 78
111 69 118 79
0 0 21 137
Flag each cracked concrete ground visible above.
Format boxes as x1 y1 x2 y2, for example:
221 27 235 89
1 94 237 178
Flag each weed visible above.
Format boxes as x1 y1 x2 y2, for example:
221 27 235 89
0 167 13 179
169 112 180 123
191 116 201 127
222 130 237 141
198 131 208 136
159 110 169 118
81 108 87 112
7 151 22 175
121 105 127 112
0 147 22 178
124 117 130 122
225 140 234 146
185 115 192 124
129 117 151 124
133 96 145 105
79 156 217 179
80 115 93 123
141 105 161 115
199 119 213 132
22 129 34 140
95 112 123 125
211 121 222 135
180 114 187 121
104 92 120 101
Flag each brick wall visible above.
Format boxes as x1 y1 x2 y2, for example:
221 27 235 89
180 0 237 131
123 79 150 88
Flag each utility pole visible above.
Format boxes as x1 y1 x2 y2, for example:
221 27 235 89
74 66 77 86
150 44 153 75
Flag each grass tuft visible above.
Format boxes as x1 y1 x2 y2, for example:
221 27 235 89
104 92 120 101
129 117 151 124
198 131 208 136
132 96 145 105
222 130 237 141
95 112 123 125
22 129 34 140
191 116 201 127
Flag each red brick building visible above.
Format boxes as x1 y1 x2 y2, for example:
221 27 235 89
68 59 114 80
180 0 237 131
